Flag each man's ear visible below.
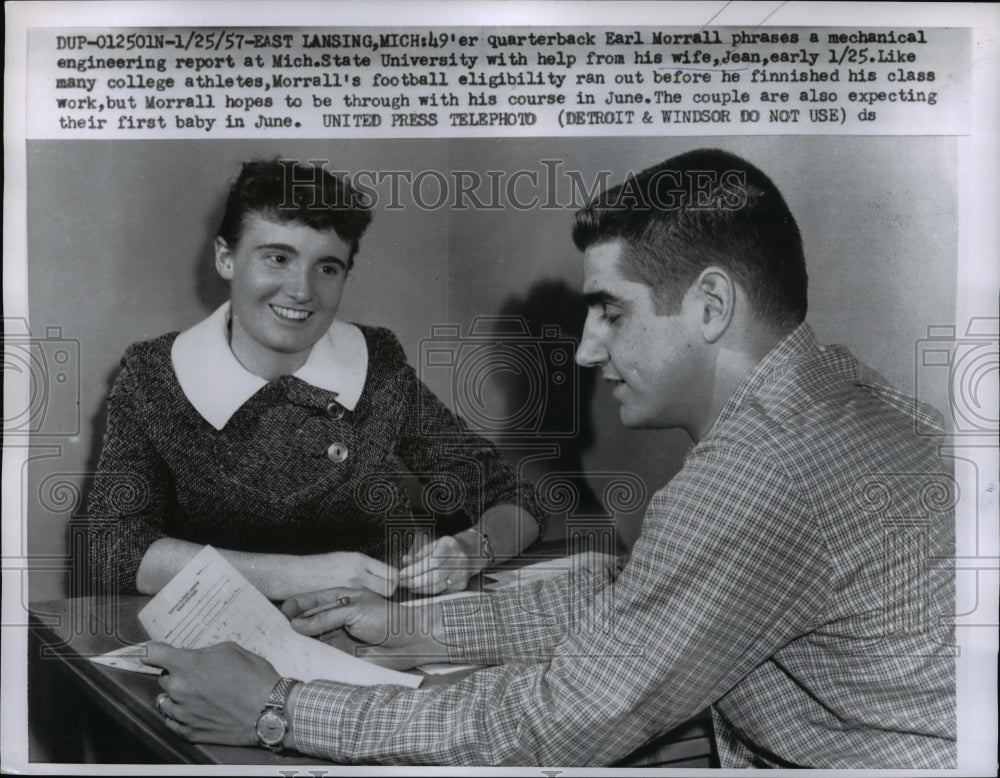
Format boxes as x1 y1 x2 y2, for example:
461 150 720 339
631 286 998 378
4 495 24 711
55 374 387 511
695 267 735 343
214 236 234 281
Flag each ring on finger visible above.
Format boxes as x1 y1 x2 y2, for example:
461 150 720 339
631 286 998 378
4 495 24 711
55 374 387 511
155 692 169 717
445 577 453 588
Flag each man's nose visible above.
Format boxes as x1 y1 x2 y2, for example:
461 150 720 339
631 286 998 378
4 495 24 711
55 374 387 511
575 312 608 368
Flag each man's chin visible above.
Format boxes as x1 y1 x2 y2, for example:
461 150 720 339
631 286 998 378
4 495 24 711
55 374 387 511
619 406 674 431
618 406 646 429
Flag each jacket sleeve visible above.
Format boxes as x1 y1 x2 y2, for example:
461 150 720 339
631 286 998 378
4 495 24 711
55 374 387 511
388 332 548 539
85 348 172 595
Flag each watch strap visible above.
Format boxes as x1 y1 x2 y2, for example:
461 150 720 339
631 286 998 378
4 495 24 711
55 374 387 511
266 676 300 712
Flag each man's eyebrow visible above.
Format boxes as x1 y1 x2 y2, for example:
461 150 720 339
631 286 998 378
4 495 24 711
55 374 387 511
583 290 625 307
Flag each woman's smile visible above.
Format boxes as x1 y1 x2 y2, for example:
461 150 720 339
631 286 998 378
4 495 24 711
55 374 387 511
270 304 312 322
215 212 352 380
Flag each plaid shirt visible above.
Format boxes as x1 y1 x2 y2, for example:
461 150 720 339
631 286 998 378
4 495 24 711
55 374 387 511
292 324 956 767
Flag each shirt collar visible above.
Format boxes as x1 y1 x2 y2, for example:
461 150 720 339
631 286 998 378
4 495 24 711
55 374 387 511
171 303 368 430
703 322 819 439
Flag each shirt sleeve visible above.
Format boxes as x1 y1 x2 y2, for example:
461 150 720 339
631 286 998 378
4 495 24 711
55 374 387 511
440 555 626 665
289 442 832 765
85 351 171 594
394 348 548 539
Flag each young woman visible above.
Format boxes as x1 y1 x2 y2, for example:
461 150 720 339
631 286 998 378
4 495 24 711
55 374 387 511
87 159 544 599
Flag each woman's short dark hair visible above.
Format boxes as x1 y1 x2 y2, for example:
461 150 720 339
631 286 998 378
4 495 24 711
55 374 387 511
572 148 808 332
217 159 373 268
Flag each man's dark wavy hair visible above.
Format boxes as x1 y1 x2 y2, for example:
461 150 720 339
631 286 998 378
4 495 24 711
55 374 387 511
572 148 808 331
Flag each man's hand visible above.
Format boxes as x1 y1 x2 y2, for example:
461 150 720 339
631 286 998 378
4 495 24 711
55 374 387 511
141 642 279 746
281 588 449 669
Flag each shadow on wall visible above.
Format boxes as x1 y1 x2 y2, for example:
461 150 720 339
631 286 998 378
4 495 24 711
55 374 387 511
196 183 233 311
492 279 610 545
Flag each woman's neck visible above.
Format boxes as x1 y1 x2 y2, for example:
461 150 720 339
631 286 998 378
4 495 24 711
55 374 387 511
227 315 310 381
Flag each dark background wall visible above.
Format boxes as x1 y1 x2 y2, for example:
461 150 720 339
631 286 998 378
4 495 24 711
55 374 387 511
25 136 956 601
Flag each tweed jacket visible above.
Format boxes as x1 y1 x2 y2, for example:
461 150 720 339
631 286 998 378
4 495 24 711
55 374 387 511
87 305 544 594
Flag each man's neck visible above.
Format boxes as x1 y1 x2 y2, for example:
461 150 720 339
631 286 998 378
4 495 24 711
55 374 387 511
690 326 785 442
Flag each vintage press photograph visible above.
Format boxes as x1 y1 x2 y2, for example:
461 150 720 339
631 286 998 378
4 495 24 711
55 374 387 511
19 135 967 770
4 3 998 775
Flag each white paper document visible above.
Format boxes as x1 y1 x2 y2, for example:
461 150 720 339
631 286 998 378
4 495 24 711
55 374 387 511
130 545 420 687
89 643 162 675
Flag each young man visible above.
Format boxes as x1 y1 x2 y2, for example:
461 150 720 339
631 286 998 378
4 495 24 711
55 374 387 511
145 149 956 768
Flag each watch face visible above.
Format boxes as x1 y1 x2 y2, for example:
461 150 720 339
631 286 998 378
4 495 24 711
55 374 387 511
255 709 288 748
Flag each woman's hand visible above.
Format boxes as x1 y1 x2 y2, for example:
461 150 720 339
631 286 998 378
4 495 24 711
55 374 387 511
281 588 447 669
289 551 398 598
397 532 483 595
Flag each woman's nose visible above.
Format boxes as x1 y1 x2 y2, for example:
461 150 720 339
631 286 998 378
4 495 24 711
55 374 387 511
575 313 608 368
285 268 313 301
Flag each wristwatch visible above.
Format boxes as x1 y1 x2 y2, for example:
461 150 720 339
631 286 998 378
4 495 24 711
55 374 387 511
255 676 300 751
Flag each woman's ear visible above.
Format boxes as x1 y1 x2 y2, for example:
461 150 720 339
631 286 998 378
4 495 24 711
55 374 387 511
695 267 735 344
214 236 234 280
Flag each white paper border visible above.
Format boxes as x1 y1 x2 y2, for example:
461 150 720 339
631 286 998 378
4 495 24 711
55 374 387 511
4 3 998 776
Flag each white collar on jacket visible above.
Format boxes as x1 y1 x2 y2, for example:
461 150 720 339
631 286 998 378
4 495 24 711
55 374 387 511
171 302 367 430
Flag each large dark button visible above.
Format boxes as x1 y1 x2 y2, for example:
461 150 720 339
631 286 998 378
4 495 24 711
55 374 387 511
325 401 346 420
326 442 349 463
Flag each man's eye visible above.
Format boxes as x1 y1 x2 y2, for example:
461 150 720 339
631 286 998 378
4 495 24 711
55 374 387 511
318 264 343 276
601 307 622 325
264 253 288 265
